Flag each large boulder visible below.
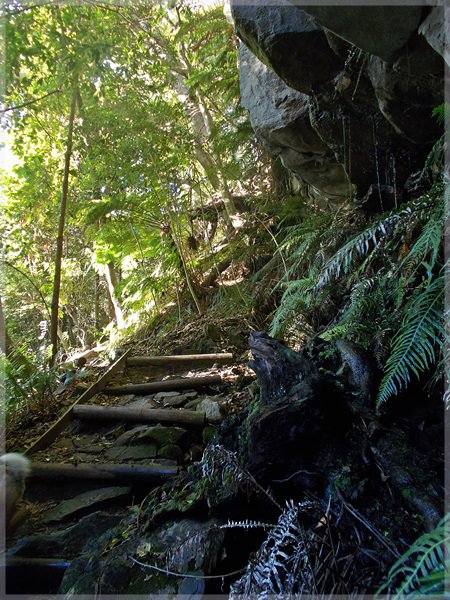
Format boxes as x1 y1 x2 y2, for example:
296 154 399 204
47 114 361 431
59 517 224 596
419 7 449 67
287 4 424 62
239 44 349 201
234 4 444 208
231 1 342 94
367 35 444 144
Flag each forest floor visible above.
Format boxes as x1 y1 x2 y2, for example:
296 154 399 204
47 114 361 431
4 308 445 596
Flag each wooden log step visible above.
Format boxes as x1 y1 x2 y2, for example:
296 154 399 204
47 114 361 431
25 350 131 457
127 353 233 367
2 557 71 569
29 461 178 482
73 404 206 426
104 374 223 395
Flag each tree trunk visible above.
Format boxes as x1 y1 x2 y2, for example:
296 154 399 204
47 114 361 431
29 461 178 482
94 271 101 331
172 65 238 232
0 294 10 357
169 227 204 315
127 353 233 366
49 80 78 365
104 262 125 329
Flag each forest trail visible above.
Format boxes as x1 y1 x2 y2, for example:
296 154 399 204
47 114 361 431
6 351 251 595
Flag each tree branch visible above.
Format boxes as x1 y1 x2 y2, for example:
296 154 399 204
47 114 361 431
0 260 51 318
1 0 67 16
1 89 61 115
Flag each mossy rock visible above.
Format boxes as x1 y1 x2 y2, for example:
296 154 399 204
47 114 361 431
202 425 217 445
139 425 186 447
157 444 183 462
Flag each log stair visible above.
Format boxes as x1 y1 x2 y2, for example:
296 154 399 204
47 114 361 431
5 350 239 593
20 350 236 518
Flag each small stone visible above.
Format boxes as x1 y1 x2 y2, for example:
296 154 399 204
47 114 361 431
73 447 103 456
185 398 203 410
154 458 178 466
141 426 186 446
117 394 136 405
163 394 187 408
105 445 157 460
196 399 223 423
54 438 74 450
127 396 158 409
114 425 149 446
42 487 131 523
155 391 181 399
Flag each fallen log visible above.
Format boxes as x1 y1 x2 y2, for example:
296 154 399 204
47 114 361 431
104 374 223 395
127 353 233 367
73 404 206 426
29 461 178 482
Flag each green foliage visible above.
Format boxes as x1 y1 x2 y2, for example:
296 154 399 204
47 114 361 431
270 179 445 404
4 354 58 417
269 207 356 338
375 513 450 597
2 0 264 384
377 274 444 406
431 103 450 123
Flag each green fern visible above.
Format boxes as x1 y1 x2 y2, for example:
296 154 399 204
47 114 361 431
271 181 443 356
316 193 436 290
269 278 316 337
398 185 444 283
377 274 444 406
319 322 370 342
375 513 450 597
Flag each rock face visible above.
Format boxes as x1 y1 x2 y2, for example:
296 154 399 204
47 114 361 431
419 7 449 66
239 45 349 202
286 5 424 62
233 2 342 94
233 3 445 208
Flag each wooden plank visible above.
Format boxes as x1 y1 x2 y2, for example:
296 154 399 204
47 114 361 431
29 461 178 482
104 374 222 395
73 404 206 426
2 557 71 568
127 353 233 367
25 350 131 457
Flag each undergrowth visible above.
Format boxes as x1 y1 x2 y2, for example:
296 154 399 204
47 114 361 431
268 178 446 408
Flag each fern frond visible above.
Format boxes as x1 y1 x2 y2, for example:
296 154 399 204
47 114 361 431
375 513 450 598
220 519 274 530
319 322 369 342
316 192 438 290
269 279 315 338
399 185 444 281
377 274 444 406
230 500 318 597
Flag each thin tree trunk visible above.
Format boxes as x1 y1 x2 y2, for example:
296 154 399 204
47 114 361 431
0 295 9 357
167 224 203 315
104 263 125 329
172 65 238 232
49 80 78 366
94 271 101 331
